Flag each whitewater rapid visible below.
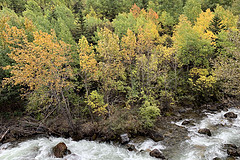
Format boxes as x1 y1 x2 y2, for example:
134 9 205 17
1 108 240 160
0 137 164 160
170 108 240 160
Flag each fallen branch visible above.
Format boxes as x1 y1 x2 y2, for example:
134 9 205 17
0 128 9 143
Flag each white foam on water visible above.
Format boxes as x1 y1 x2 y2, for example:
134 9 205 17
129 138 166 151
172 108 240 160
0 137 162 160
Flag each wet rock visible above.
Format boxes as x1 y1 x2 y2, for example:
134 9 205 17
224 112 237 119
150 132 164 142
181 120 194 126
120 133 130 144
226 156 236 160
52 142 71 158
178 108 186 113
224 144 237 149
227 147 239 157
126 144 136 151
207 105 218 111
182 120 190 125
198 128 211 136
149 149 165 159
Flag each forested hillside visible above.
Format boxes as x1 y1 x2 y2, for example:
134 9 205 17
0 0 240 132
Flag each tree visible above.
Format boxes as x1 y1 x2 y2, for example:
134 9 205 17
78 36 98 120
2 24 74 129
201 0 233 11
85 0 133 20
214 30 240 98
174 15 214 68
231 0 240 15
113 4 159 38
183 0 202 24
214 5 238 30
121 29 138 102
96 27 125 115
148 0 184 20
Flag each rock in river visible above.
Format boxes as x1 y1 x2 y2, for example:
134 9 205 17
52 142 71 158
126 144 136 151
120 133 130 144
150 132 164 142
149 149 165 159
198 128 211 136
224 112 237 119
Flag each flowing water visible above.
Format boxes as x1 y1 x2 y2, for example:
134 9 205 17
168 108 240 160
0 137 164 160
1 108 240 160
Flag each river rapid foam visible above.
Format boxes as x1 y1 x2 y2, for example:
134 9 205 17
1 108 240 160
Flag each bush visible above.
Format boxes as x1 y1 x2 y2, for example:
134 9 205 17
139 99 160 128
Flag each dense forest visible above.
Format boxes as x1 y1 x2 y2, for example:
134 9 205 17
0 0 240 133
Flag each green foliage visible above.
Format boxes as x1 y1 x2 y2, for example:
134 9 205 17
231 0 240 15
0 7 20 27
214 5 238 29
174 15 214 68
148 0 184 19
0 0 239 132
158 11 175 35
201 0 233 11
85 0 133 20
139 97 160 128
183 0 202 24
188 68 217 102
113 4 159 37
208 15 226 34
214 30 240 98
87 90 108 116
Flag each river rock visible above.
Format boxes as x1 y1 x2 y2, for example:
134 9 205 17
226 156 236 160
198 128 211 136
213 157 221 160
52 142 71 158
126 144 136 151
149 149 165 159
224 144 237 149
207 105 218 111
150 132 164 142
120 133 130 144
224 112 237 119
227 147 239 157
181 120 194 126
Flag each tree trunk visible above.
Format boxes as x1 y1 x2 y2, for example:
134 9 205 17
84 72 94 122
60 89 74 131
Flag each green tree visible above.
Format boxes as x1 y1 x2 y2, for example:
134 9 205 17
214 30 240 98
231 0 240 15
183 0 202 24
174 15 214 68
148 0 184 20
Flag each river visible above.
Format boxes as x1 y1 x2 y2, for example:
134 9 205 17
0 108 240 160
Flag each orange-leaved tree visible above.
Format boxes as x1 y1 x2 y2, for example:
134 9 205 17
2 22 74 129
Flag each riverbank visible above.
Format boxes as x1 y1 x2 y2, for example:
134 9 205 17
1 100 237 144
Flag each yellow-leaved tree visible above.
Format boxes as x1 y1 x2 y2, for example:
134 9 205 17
2 22 74 129
78 36 98 120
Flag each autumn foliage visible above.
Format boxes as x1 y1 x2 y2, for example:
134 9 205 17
0 1 239 130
